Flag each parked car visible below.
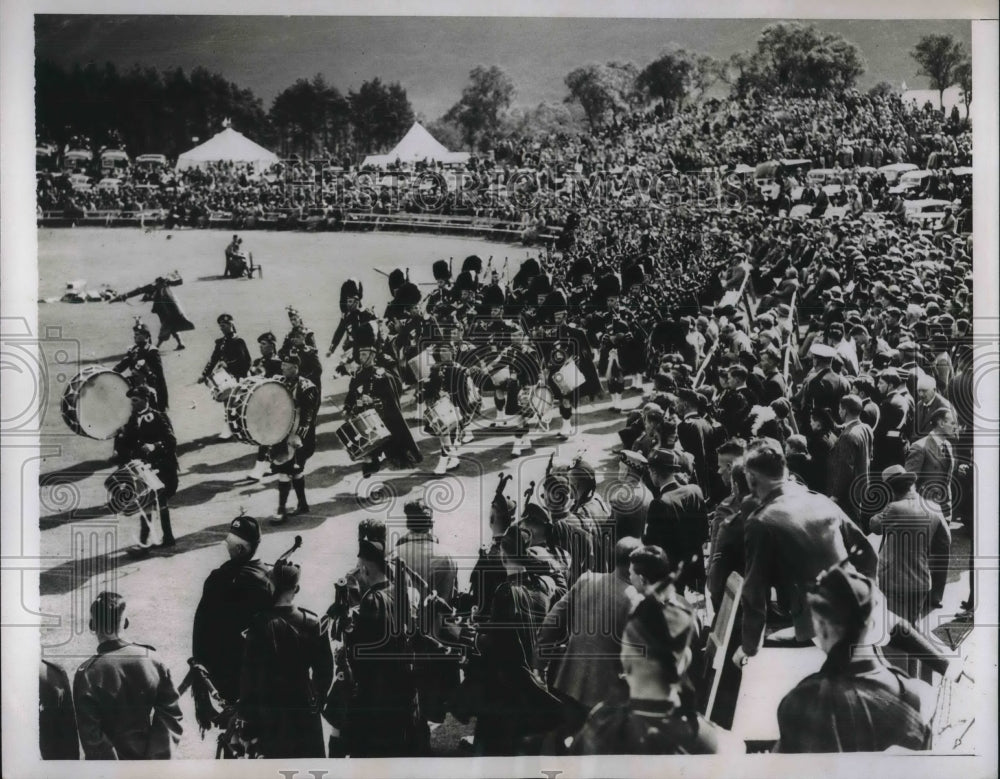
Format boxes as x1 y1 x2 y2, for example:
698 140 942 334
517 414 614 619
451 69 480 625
904 198 953 227
96 177 122 193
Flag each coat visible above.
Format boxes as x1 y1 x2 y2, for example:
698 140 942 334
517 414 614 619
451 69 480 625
904 433 956 520
826 419 873 525
741 481 876 654
40 660 79 759
870 495 951 620
643 482 709 591
536 570 634 709
774 641 930 753
73 639 183 759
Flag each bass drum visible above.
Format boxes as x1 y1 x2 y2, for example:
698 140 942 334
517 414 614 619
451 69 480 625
61 367 132 440
225 377 295 445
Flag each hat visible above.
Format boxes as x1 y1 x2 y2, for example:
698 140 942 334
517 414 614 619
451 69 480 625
126 384 157 404
396 281 422 307
897 340 918 353
807 561 874 630
619 450 649 473
543 289 567 314
624 594 696 678
132 321 151 337
90 591 127 632
809 343 837 360
340 278 363 300
358 535 386 564
257 331 277 344
388 268 406 293
482 284 505 309
281 353 301 367
877 366 903 384
761 343 782 362
462 255 483 274
648 448 683 472
229 514 261 546
432 259 451 281
676 387 701 406
217 313 234 325
453 270 478 293
881 464 917 486
353 323 377 349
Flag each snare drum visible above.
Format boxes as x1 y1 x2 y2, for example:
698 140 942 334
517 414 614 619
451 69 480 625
424 396 461 436
489 366 512 386
336 408 392 461
104 459 163 516
551 358 585 395
408 348 436 383
61 367 132 440
225 377 295 445
208 365 239 403
518 385 555 420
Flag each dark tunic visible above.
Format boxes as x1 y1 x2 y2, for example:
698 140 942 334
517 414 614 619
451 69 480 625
643 482 709 591
201 333 252 381
571 698 726 755
114 342 169 411
73 639 183 760
112 405 179 501
191 558 274 703
774 641 931 753
344 364 421 467
238 604 333 758
40 660 80 759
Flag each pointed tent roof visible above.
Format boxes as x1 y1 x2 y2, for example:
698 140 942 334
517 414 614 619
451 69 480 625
362 122 470 168
175 127 279 171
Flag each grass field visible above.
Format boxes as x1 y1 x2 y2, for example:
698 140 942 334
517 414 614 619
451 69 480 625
34 226 978 757
35 226 637 757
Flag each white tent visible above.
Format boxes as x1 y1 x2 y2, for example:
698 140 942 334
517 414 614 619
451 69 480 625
175 127 279 171
362 122 470 168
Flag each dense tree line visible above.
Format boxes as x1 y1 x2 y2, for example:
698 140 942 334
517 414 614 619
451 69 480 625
36 24 971 162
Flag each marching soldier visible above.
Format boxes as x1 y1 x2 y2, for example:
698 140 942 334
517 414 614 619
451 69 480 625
237 544 333 758
74 592 183 759
543 290 600 440
423 340 479 474
280 305 318 356
113 320 169 412
112 384 178 555
271 353 320 524
425 259 453 315
283 324 323 397
191 514 273 706
244 332 284 481
327 278 377 362
198 313 252 440
343 326 422 478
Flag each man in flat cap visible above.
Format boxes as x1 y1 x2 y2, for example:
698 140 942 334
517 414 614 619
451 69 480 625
773 562 930 753
237 550 332 757
643 448 708 595
870 465 951 626
394 498 458 606
74 592 183 759
191 514 274 706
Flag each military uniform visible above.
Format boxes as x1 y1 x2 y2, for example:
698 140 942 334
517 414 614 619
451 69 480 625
238 604 333 757
73 638 183 759
343 579 423 756
114 341 169 411
571 698 727 755
200 332 252 382
191 556 274 703
272 373 320 476
39 660 79 759
344 360 421 473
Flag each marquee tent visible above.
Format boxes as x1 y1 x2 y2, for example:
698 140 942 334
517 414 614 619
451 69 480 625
362 122 470 168
175 127 279 171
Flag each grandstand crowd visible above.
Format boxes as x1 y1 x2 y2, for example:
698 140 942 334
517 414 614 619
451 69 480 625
40 84 977 760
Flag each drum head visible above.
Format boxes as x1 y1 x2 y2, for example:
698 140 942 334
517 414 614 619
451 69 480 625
243 381 295 445
73 370 131 439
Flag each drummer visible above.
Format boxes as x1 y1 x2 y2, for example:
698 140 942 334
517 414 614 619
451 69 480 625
246 332 283 482
198 313 252 440
422 340 479 475
113 320 169 413
271 353 320 525
113 384 178 556
343 326 422 478
327 278 377 363
543 290 600 440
